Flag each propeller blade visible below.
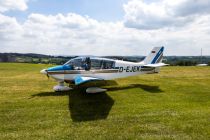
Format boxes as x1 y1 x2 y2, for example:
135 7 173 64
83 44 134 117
47 73 49 79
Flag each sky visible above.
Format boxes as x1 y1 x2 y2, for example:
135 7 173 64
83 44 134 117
0 0 210 56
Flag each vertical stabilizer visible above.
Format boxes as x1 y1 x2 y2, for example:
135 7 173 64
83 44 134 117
143 46 164 64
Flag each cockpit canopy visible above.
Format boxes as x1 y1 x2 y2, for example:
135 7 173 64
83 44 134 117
64 57 115 70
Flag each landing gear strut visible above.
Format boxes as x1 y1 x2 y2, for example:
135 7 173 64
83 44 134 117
53 82 72 92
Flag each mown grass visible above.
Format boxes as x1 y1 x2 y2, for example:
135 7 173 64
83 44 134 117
0 63 209 140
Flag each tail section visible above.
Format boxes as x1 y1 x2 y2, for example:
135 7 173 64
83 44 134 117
142 46 168 73
143 46 164 64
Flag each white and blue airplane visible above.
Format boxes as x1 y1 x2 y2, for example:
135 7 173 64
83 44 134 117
40 46 168 93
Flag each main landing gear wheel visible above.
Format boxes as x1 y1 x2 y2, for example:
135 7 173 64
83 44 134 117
53 82 72 92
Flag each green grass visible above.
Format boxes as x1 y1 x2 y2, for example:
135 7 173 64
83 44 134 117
0 63 209 140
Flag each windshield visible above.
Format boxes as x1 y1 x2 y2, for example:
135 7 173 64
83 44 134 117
64 57 85 70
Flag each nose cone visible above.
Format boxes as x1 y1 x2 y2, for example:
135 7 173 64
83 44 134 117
40 65 72 75
40 69 47 75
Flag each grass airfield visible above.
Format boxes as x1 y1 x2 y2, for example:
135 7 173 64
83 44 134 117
0 63 209 140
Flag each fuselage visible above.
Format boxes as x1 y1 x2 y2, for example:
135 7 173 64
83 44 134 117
41 57 158 83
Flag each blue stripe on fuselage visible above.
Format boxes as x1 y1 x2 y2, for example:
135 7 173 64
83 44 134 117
151 47 164 64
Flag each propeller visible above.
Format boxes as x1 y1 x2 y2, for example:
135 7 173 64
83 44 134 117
46 72 49 79
40 69 49 79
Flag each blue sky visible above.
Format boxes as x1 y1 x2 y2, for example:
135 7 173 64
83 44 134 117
5 0 128 22
0 0 210 56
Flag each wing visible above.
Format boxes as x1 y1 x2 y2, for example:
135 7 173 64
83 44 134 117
74 75 104 85
143 63 169 68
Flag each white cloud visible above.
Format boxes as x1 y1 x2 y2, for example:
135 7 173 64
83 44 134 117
123 0 210 30
0 14 22 40
166 0 210 17
0 0 28 12
1 12 210 56
1 13 150 55
0 0 210 56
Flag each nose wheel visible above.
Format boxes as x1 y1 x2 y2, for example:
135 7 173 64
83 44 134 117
53 82 72 92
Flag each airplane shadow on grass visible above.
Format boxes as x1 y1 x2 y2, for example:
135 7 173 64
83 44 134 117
33 81 163 122
106 84 163 93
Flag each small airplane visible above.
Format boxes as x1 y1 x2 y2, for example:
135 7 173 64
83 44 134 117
40 46 168 93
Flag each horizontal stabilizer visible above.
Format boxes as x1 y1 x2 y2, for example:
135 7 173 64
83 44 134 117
144 63 169 68
74 76 103 85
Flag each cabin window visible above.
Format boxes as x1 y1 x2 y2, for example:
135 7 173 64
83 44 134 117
90 59 102 69
101 60 115 69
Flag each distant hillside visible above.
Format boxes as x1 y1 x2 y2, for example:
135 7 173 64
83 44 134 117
165 56 210 66
0 53 77 65
0 53 210 66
